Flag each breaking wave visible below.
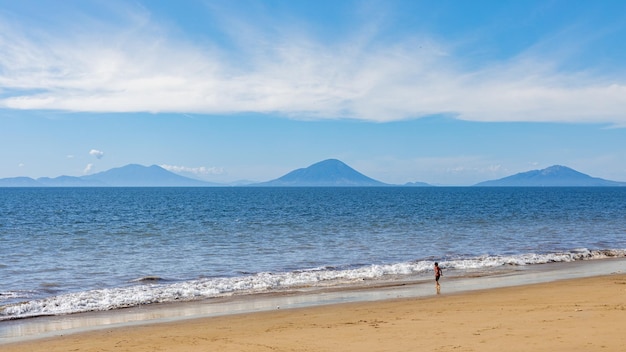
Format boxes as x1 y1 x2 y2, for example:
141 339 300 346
1 248 624 321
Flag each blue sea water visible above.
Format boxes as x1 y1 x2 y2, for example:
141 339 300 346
1 187 625 320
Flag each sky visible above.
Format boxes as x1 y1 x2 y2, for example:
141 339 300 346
1 0 625 185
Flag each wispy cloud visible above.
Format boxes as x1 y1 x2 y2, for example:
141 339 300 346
1 4 624 125
160 164 224 176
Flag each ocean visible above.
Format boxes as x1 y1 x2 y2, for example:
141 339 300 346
1 187 626 321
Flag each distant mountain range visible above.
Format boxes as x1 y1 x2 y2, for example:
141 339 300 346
0 164 216 187
0 160 388 187
0 161 624 187
474 165 626 187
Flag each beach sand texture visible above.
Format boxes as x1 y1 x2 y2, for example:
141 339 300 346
4 274 626 351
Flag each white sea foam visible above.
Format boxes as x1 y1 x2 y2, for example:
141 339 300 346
1 248 624 321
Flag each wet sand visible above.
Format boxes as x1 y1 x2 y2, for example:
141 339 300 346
4 272 626 351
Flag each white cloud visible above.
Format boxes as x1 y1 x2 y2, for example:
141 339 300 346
1 7 625 125
160 164 224 176
89 149 104 159
83 163 93 174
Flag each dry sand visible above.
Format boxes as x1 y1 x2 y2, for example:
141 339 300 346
4 274 626 351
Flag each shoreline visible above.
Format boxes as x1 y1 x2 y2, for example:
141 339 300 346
2 257 626 347
3 272 626 351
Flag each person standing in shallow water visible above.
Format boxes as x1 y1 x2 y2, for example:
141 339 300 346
434 262 443 293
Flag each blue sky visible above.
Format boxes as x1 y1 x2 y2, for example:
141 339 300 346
1 0 625 185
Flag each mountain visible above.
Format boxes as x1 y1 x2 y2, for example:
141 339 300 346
254 159 388 187
475 165 626 187
0 165 217 187
0 177 42 187
82 164 215 187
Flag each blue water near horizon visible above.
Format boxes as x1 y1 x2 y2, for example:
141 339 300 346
1 187 626 320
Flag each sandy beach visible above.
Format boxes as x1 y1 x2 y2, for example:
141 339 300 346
3 273 626 351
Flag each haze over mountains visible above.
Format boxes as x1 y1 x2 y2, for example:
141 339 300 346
0 160 624 187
